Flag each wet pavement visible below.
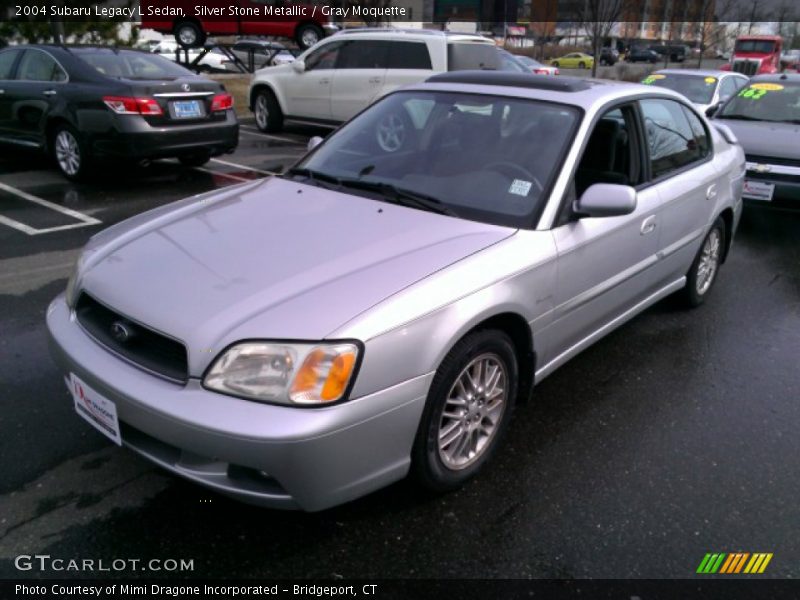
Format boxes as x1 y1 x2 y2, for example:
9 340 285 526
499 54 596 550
1 122 799 580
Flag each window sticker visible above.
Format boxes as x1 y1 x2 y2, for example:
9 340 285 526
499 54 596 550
509 179 532 196
641 74 666 85
737 83 783 100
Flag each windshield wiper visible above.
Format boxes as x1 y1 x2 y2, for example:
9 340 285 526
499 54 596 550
283 167 342 188
336 178 459 217
717 114 763 121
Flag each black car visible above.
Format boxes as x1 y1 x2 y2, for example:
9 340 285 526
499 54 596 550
0 45 238 180
649 44 689 62
599 47 618 65
626 47 659 63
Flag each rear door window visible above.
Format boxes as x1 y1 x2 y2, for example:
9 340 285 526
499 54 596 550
386 41 432 69
0 49 22 80
17 50 67 82
336 41 389 70
640 98 706 179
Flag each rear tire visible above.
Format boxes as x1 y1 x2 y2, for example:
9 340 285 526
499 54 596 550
52 124 90 181
411 329 518 492
253 88 283 133
296 23 324 50
680 217 726 308
578 61 586 68
175 21 205 49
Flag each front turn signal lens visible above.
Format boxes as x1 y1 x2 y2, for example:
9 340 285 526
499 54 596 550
289 344 359 404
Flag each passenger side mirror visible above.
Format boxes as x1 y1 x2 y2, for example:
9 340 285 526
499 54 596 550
706 103 721 118
574 183 637 218
307 136 323 152
292 60 306 73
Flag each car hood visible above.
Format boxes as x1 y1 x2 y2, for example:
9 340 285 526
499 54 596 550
79 178 514 374
715 119 800 160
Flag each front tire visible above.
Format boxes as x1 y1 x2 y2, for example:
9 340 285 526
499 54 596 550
578 61 586 69
253 88 283 133
680 217 725 307
52 124 90 181
412 329 518 492
552 61 560 68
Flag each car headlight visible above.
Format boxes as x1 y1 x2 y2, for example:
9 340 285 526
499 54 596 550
203 342 361 405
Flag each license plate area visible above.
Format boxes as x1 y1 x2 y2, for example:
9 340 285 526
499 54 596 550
742 179 774 201
69 373 122 445
169 99 205 120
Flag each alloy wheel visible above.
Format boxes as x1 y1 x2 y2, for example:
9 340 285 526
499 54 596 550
55 130 81 177
696 228 721 295
437 353 508 470
255 94 269 129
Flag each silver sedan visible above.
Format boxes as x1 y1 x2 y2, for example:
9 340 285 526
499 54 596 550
47 72 744 511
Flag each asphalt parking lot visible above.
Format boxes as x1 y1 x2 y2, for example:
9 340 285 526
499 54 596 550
1 120 799 580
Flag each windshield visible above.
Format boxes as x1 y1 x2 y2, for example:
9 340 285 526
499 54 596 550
734 40 776 54
288 91 580 228
642 73 717 104
74 48 194 80
717 82 800 123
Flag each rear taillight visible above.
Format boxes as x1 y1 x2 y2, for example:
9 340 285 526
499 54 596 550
211 93 234 112
103 96 163 116
534 69 549 75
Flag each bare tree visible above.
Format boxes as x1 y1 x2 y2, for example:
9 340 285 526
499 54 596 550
573 0 624 77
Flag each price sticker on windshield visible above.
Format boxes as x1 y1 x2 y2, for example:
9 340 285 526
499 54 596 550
738 83 784 100
641 74 666 85
509 179 532 196
704 77 717 84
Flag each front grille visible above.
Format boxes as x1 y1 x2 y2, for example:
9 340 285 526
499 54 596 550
745 155 800 168
75 293 188 383
732 59 760 76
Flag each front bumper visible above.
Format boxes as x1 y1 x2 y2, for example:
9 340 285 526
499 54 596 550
89 112 239 161
743 164 800 209
46 294 430 511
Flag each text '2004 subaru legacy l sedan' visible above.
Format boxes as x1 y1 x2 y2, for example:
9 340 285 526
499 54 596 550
47 72 744 511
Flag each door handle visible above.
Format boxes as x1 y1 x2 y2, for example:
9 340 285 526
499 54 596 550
368 77 382 84
43 90 57 96
706 184 718 200
640 215 657 235
318 79 330 85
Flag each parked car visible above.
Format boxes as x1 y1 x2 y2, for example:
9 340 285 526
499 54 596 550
515 55 559 75
223 40 296 72
139 0 336 50
249 29 502 133
641 70 749 115
626 47 659 63
649 44 690 62
48 72 743 511
550 52 594 69
0 45 238 180
712 74 800 208
151 39 228 72
598 47 619 66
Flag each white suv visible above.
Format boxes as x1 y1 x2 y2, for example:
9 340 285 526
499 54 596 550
248 29 501 132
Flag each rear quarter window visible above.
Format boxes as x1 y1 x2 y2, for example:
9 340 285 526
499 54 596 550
387 41 432 69
0 49 21 80
447 43 501 71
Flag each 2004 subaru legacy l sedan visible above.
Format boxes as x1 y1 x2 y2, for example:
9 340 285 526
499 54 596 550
47 72 744 511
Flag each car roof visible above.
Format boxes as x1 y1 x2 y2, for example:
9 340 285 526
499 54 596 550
332 28 493 44
415 71 688 109
654 68 745 78
750 73 800 83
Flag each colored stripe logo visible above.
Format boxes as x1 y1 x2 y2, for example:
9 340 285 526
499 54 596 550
697 553 773 574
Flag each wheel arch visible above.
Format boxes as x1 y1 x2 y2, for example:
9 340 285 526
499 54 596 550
249 81 284 114
45 116 74 153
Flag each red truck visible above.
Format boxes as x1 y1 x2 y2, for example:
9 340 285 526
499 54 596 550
720 35 783 76
139 0 336 50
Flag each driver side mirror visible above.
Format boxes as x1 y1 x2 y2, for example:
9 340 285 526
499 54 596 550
573 183 637 218
706 103 722 118
292 60 306 73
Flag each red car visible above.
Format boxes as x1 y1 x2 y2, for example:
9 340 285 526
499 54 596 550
140 0 336 50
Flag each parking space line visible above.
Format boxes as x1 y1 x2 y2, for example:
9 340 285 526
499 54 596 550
238 126 306 145
0 181 101 226
210 158 278 176
0 214 38 235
